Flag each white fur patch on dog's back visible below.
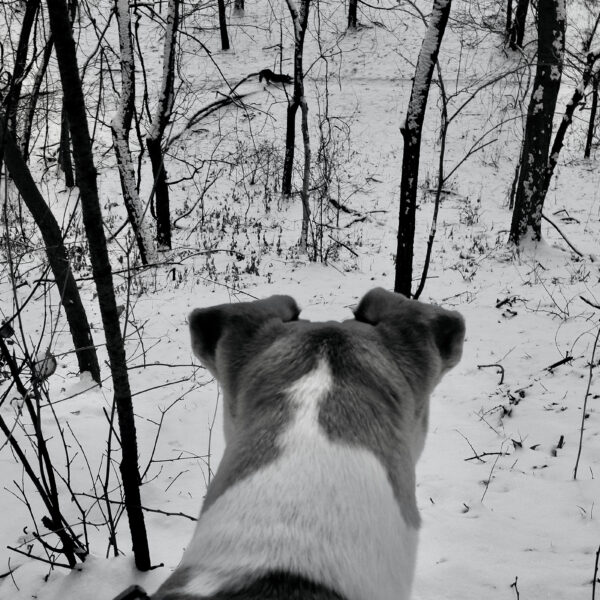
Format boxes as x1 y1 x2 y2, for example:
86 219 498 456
178 360 417 600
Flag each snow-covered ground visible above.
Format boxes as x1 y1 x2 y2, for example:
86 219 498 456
1 1 599 599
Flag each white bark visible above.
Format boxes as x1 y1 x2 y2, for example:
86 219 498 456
148 0 179 143
112 0 156 263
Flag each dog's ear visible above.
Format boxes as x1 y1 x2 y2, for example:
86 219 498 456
189 295 300 375
355 287 465 372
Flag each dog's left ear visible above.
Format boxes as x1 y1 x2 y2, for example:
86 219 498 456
355 287 465 372
189 295 300 375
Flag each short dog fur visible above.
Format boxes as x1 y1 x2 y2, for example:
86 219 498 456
152 288 465 600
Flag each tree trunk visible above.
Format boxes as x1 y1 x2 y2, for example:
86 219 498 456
59 104 75 187
505 0 513 40
1 118 101 384
509 0 565 245
21 36 54 161
509 0 529 50
45 0 151 571
282 0 310 198
394 0 451 297
348 0 358 29
584 74 599 159
299 95 311 252
112 0 155 264
218 0 230 50
146 0 179 250
542 51 599 195
6 0 41 136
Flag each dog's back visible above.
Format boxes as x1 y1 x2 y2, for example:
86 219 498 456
152 289 464 600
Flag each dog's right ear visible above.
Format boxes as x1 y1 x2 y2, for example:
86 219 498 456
188 295 300 375
354 287 465 375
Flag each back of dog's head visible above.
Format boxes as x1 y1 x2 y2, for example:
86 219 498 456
152 289 464 600
188 288 464 452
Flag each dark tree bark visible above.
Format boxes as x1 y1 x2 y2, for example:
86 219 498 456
282 0 311 251
146 0 179 250
218 0 230 50
509 0 565 245
542 51 600 195
6 0 41 135
21 36 54 161
584 74 599 158
394 0 451 297
1 118 100 384
45 0 151 571
59 104 75 187
348 0 358 29
282 0 310 196
505 0 513 40
509 0 529 50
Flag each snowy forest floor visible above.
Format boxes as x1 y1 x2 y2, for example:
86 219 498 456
1 0 599 599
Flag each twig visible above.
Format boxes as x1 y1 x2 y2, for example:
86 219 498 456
545 354 573 372
466 451 506 462
477 363 505 385
593 544 600 600
580 296 600 310
481 451 502 503
574 324 600 479
77 493 198 521
6 546 72 569
510 576 520 600
542 213 583 257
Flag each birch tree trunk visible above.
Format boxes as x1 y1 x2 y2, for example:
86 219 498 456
394 0 451 297
112 0 156 265
146 0 179 250
1 118 101 384
45 0 151 570
509 0 565 244
282 0 311 252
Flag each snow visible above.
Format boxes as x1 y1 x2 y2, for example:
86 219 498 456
1 1 600 600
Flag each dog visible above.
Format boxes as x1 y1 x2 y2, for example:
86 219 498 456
258 69 293 85
151 288 465 600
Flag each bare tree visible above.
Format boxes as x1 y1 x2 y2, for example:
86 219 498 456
394 0 452 297
541 50 600 196
45 0 151 570
5 0 41 136
0 119 101 384
146 0 179 250
112 0 156 264
348 0 358 29
282 0 311 251
505 0 513 40
509 0 529 50
584 73 599 158
218 0 230 50
509 0 565 244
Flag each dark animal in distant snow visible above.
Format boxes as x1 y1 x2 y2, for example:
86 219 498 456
258 69 293 84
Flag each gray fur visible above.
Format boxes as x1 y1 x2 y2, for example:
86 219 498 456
153 289 465 599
